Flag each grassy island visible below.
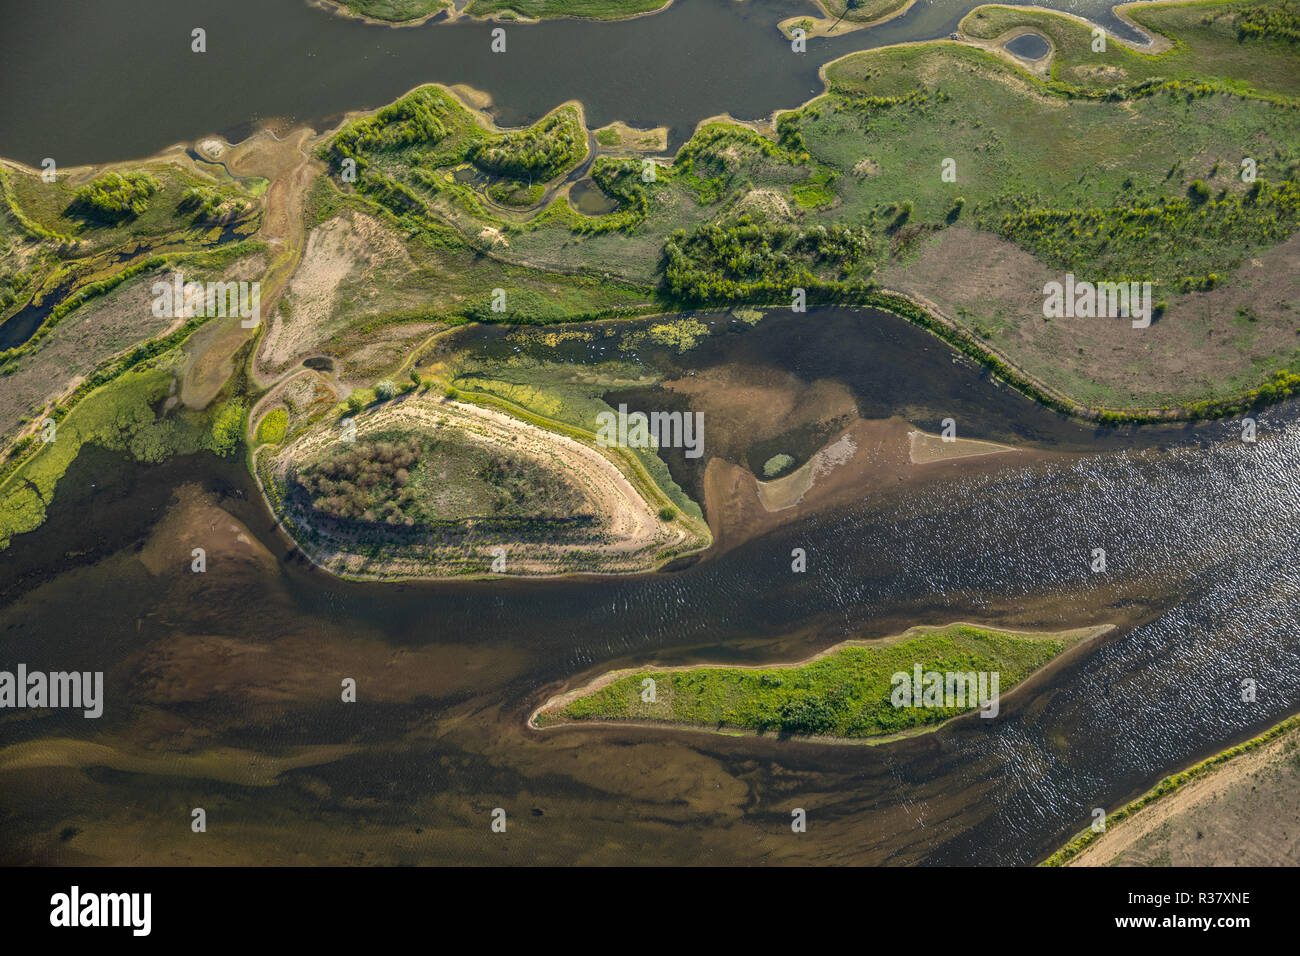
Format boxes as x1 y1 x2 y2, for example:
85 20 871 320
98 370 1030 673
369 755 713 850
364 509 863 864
533 624 1111 740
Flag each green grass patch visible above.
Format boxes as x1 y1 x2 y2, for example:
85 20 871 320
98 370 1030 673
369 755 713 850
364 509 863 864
542 624 1087 738
256 408 289 445
960 2 1300 101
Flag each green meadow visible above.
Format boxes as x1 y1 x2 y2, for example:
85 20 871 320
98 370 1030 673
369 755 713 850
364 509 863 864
540 625 1091 739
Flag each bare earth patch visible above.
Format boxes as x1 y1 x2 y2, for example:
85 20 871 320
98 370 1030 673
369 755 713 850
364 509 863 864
703 416 1054 553
258 211 412 374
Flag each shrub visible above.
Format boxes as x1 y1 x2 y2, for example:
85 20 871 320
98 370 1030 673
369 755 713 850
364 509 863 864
297 438 421 524
763 453 795 477
71 171 160 221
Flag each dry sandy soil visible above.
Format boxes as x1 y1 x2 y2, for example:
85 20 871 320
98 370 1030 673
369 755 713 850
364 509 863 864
1066 719 1300 866
265 392 703 578
258 211 413 376
182 128 322 409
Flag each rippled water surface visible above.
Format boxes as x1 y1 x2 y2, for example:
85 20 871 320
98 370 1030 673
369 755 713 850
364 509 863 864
1 307 1296 865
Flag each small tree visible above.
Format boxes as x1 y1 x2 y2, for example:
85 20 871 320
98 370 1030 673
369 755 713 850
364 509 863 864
375 380 397 401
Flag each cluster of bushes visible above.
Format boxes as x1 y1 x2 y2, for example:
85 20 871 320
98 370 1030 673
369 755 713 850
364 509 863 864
487 181 545 207
0 271 32 310
208 400 246 456
675 123 791 168
777 693 839 735
477 453 575 514
983 176 1300 282
668 124 804 205
297 439 421 525
662 218 874 301
470 109 585 182
71 171 160 221
775 113 808 156
1236 2 1300 43
178 186 248 222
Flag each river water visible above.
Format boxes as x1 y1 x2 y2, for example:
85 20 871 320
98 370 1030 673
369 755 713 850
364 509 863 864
1 306 1297 865
1 0 1149 166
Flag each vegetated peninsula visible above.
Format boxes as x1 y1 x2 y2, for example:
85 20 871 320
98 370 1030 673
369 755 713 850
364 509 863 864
780 0 917 41
307 1 1300 423
531 623 1113 741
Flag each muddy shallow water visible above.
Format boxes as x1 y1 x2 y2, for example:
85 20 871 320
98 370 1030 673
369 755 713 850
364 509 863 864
1 306 1297 865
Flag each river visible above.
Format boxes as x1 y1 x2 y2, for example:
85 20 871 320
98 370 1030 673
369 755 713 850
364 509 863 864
1 0 1149 166
1 305 1297 864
